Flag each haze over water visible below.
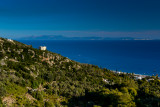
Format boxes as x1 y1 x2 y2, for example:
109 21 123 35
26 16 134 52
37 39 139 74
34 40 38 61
20 40 160 76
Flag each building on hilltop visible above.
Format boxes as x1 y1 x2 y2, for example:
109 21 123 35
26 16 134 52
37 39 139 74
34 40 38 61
39 46 47 51
7 39 13 42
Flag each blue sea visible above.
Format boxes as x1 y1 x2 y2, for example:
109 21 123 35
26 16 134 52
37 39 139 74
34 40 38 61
19 40 160 76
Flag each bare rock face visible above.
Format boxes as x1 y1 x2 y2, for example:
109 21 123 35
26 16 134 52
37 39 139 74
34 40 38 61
2 96 16 106
25 93 36 102
0 59 6 66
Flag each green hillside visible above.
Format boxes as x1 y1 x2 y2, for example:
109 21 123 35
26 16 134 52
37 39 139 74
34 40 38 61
0 37 160 107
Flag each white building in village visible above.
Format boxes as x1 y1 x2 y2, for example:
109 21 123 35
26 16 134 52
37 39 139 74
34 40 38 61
39 46 47 51
135 76 142 80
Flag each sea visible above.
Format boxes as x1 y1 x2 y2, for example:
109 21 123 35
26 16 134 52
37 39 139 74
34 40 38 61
19 40 160 76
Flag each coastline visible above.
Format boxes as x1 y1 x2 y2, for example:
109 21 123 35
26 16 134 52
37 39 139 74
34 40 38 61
112 70 160 81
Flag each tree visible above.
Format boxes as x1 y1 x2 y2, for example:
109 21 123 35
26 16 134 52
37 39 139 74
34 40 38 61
0 83 6 97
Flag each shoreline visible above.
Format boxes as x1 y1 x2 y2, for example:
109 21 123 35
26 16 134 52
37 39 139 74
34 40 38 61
111 70 158 79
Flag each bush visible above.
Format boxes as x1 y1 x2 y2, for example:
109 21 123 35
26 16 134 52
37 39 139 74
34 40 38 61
45 101 55 107
31 81 39 89
0 84 6 97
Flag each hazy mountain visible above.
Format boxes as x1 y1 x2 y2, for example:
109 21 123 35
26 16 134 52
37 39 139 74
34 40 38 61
18 35 142 40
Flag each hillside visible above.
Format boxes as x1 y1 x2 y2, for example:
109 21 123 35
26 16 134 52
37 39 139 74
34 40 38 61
0 37 160 107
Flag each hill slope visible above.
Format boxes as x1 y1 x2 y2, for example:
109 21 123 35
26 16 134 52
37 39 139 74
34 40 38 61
0 37 160 107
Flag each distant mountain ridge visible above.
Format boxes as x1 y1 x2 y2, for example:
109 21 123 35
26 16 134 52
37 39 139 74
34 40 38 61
17 35 149 40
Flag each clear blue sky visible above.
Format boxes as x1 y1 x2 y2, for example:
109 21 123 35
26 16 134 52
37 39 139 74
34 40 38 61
0 0 160 39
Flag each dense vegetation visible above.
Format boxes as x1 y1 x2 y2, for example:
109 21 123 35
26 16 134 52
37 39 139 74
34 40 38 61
0 37 160 107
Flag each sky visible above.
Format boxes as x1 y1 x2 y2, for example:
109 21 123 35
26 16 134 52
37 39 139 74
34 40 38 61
0 0 160 39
